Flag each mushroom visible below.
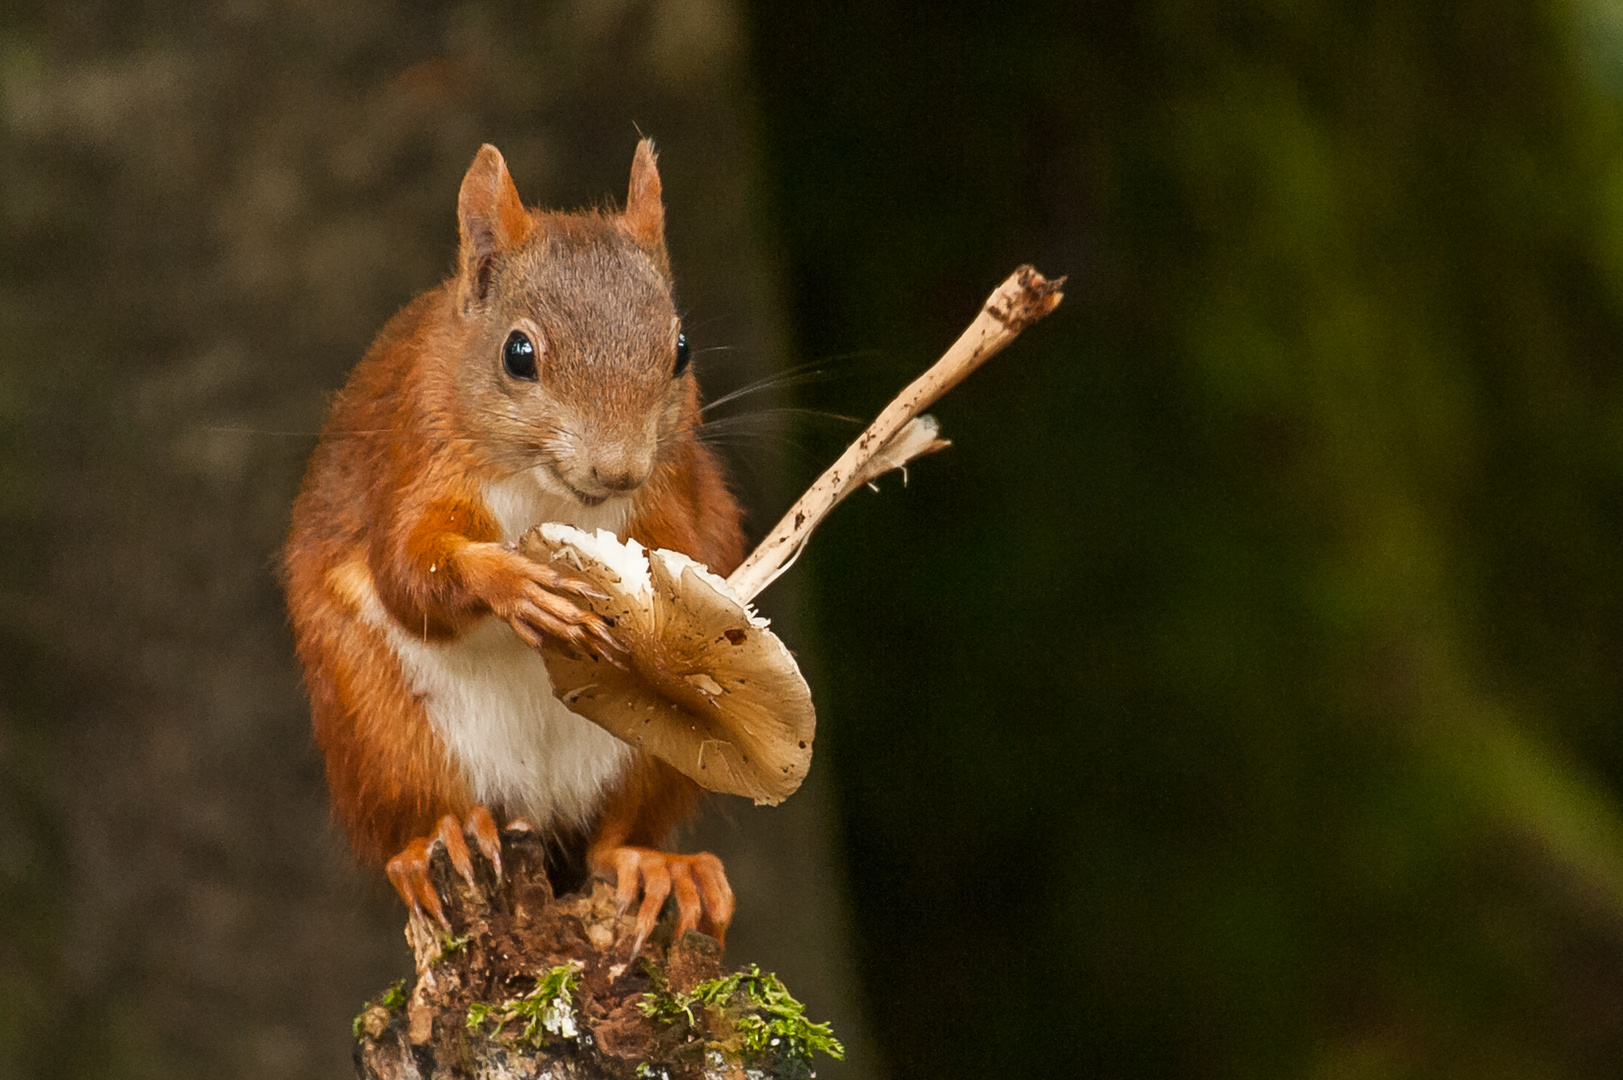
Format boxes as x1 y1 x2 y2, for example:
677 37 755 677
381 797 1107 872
521 524 814 805
524 267 1064 804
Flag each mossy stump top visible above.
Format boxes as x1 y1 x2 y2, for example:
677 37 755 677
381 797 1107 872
352 831 836 1080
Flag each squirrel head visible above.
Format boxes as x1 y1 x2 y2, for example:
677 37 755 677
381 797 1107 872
451 140 693 508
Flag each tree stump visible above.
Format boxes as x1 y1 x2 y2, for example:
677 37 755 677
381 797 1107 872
352 830 839 1079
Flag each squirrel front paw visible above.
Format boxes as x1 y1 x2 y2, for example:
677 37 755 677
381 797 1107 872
504 563 625 662
466 543 626 664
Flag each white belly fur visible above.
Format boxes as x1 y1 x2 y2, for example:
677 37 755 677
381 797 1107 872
359 466 636 830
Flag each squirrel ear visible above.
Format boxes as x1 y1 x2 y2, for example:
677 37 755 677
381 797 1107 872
624 138 666 254
457 144 532 309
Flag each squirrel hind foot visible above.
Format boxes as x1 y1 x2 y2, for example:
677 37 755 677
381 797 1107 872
385 809 505 927
599 847 734 955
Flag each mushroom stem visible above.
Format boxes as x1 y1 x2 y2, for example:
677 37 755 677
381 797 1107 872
726 264 1065 602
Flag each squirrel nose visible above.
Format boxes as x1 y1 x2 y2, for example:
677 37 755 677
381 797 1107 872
591 464 646 493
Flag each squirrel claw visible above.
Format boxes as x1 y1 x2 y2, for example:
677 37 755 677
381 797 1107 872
385 807 506 926
566 580 611 602
435 814 479 894
386 837 449 929
540 562 610 603
585 624 630 669
601 847 733 955
467 804 503 880
505 578 626 667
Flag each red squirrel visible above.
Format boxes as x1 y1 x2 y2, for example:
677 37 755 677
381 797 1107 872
283 140 745 950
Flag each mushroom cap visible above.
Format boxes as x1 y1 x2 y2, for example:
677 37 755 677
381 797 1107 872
518 524 815 805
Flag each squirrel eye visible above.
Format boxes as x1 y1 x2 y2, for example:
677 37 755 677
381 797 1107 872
674 332 691 377
503 330 538 381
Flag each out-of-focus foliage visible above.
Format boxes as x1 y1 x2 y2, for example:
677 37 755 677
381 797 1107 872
750 0 1623 1076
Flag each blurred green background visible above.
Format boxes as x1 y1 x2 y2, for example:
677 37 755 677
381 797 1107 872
5 0 1623 1077
753 1 1623 1074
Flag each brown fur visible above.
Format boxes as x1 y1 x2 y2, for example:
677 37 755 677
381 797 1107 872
284 141 745 871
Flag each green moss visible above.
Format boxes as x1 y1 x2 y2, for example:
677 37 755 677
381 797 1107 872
639 964 844 1063
465 961 584 1048
351 979 407 1040
635 963 695 1027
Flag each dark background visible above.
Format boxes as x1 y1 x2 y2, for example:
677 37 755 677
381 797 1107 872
5 1 1623 1077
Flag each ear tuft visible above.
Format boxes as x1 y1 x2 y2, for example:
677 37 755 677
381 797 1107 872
624 138 666 253
457 144 532 309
